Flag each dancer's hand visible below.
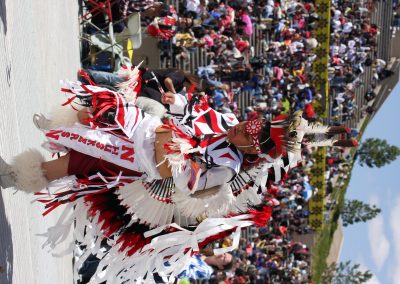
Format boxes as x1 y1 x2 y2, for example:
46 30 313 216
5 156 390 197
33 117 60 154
162 92 175 104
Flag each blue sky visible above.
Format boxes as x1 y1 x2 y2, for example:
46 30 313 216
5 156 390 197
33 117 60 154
339 84 400 284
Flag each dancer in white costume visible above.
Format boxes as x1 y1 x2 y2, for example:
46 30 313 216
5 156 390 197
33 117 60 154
0 67 357 283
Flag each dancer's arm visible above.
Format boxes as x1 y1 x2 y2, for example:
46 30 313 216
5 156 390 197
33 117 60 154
155 127 173 178
41 153 70 182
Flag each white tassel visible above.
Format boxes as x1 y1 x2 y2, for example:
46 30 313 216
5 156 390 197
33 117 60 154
60 80 109 98
304 139 334 147
231 187 262 213
116 62 143 102
73 201 110 283
118 181 175 227
172 184 235 218
89 216 255 283
159 137 202 175
303 123 329 134
38 203 75 251
173 209 196 227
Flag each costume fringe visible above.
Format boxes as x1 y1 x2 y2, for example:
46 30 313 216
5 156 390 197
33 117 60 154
303 123 329 134
38 176 269 284
286 110 302 132
255 155 289 192
116 63 143 102
118 181 175 228
172 184 235 218
38 203 76 251
232 186 262 213
88 214 263 283
160 137 202 175
304 139 334 147
73 201 112 283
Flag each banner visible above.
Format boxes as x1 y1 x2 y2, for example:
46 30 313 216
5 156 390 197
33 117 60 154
311 0 331 118
45 127 139 172
308 0 331 230
308 147 326 231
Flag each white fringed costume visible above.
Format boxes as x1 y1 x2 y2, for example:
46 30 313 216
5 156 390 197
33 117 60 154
1 67 356 283
35 68 275 283
27 67 355 283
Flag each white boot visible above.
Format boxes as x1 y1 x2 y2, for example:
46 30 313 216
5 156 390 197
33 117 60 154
0 156 15 189
33 113 52 130
33 105 81 131
0 149 48 193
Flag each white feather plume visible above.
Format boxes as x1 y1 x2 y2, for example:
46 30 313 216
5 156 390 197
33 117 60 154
116 61 143 102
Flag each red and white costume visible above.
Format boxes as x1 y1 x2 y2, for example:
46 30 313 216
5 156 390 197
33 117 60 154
36 70 272 283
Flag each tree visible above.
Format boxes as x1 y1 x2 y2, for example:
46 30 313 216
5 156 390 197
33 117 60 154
357 138 400 168
341 199 381 227
321 261 373 284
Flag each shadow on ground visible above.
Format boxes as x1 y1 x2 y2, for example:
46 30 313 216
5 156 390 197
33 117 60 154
0 0 7 35
0 194 13 283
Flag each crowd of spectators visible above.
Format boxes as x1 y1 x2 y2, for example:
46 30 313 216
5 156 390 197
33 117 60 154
180 0 323 120
227 168 315 283
82 0 386 123
328 0 391 123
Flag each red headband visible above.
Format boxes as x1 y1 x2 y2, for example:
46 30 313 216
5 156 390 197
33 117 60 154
245 119 263 153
